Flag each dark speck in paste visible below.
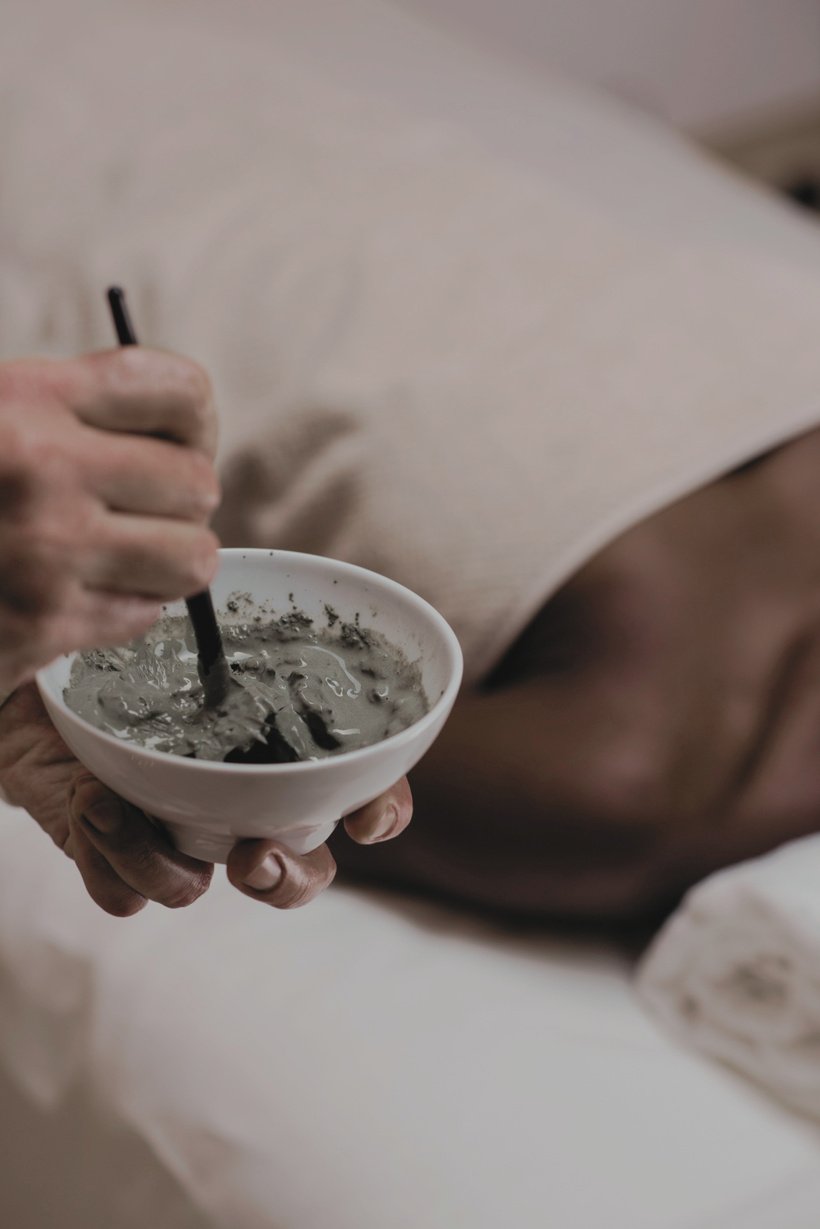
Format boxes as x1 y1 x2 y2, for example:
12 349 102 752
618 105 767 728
63 604 429 765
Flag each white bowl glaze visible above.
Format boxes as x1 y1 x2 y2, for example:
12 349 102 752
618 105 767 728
36 549 463 863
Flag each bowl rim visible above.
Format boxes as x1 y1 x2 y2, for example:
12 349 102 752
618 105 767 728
36 548 464 775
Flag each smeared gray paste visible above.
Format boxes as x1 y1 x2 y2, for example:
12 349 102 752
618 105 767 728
64 599 429 763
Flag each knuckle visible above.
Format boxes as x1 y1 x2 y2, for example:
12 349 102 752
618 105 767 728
183 398 212 450
23 519 81 591
108 845 207 911
4 550 70 618
24 508 95 581
279 883 313 910
69 772 103 818
183 531 220 590
282 860 336 909
185 453 221 515
97 889 147 918
105 344 145 391
95 346 160 410
179 357 213 407
170 358 214 443
160 868 213 910
127 842 167 882
1 431 61 500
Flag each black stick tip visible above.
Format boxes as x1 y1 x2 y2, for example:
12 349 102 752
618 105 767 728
106 285 138 346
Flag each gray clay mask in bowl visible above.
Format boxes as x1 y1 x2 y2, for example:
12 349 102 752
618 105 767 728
36 549 463 864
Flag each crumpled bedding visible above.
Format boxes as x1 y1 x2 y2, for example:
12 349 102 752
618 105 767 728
639 835 820 1126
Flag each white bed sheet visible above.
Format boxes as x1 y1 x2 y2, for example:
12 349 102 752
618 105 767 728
2 803 819 1229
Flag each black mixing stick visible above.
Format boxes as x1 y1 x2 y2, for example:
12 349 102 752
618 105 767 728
106 286 230 704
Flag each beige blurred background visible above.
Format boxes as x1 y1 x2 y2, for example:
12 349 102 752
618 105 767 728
398 0 820 202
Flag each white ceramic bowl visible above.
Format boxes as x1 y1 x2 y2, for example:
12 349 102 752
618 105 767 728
36 549 463 863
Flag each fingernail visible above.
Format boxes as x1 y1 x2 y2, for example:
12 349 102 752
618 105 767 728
372 804 400 843
243 854 284 892
82 799 122 834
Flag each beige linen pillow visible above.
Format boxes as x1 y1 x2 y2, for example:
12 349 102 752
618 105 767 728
4 0 820 679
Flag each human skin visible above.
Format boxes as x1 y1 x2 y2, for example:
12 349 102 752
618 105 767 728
0 348 412 913
0 681 412 914
10 414 820 922
0 349 221 691
333 426 820 923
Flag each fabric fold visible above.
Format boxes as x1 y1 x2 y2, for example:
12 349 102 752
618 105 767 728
5 0 820 682
638 835 820 1124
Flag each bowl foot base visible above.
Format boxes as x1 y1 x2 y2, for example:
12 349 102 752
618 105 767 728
160 819 339 864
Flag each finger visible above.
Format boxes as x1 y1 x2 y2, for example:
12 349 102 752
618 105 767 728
0 686 85 849
226 839 337 909
82 516 219 598
3 591 162 689
83 430 220 520
69 773 213 910
51 590 163 655
57 348 218 456
343 776 413 844
69 810 149 917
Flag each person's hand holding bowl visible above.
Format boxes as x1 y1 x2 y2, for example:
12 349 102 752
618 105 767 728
24 550 462 915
